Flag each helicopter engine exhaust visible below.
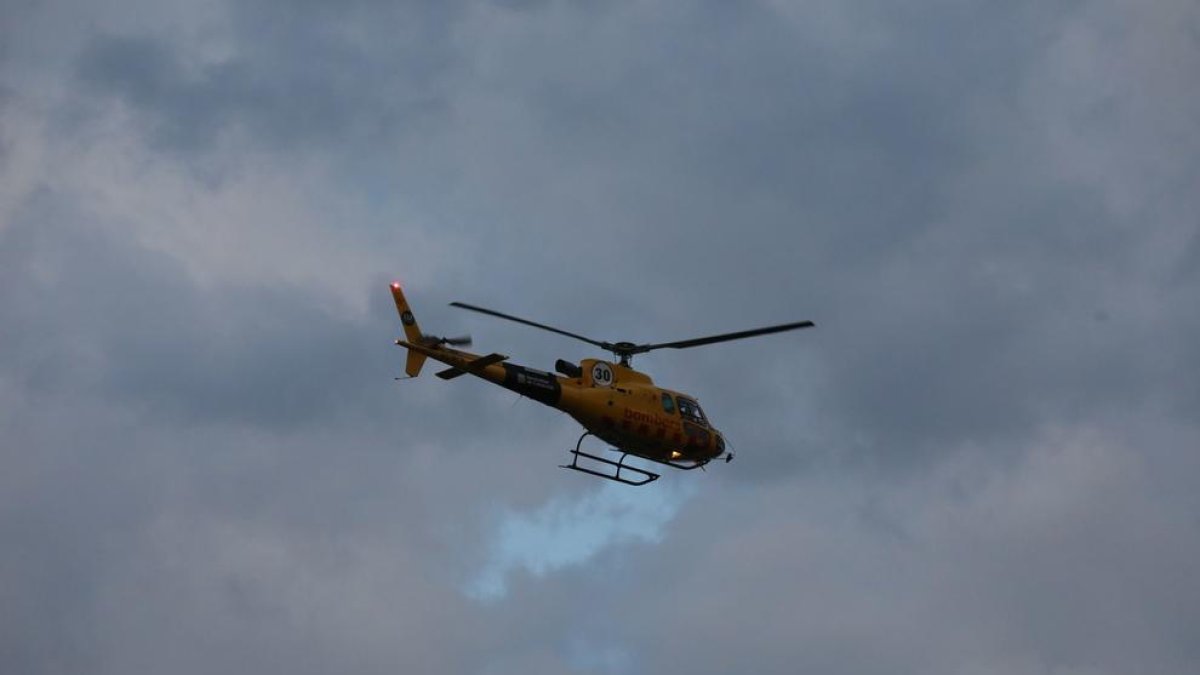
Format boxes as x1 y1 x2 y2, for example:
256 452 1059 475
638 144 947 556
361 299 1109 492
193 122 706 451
555 359 582 379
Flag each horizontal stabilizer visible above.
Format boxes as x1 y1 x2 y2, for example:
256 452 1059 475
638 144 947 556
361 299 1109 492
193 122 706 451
436 353 508 380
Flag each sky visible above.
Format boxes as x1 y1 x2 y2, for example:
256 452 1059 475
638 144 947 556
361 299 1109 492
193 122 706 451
2 0 1199 673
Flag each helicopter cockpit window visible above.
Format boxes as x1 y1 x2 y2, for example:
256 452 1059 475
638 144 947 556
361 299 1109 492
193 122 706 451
676 396 707 425
661 392 676 415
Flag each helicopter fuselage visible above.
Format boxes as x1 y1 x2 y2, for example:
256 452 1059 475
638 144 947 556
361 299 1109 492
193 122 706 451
397 340 726 466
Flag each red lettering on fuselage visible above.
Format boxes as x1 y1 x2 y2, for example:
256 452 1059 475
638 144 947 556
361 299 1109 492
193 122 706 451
622 407 675 431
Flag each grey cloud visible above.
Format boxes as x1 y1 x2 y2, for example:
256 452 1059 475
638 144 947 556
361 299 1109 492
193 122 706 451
75 35 236 153
0 188 393 429
73 4 457 157
590 429 1200 675
3 0 1200 673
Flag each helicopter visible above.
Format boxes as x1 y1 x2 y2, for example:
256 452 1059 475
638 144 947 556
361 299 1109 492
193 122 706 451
390 283 814 486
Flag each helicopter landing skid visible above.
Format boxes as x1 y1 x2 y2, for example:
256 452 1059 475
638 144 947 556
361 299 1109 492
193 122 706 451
560 448 660 486
559 432 659 486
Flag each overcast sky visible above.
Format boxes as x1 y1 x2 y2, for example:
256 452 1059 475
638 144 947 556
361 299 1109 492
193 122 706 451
2 1 1199 673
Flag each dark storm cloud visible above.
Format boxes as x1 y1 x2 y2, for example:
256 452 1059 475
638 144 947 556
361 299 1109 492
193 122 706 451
74 2 459 156
0 188 391 429
3 0 1200 673
608 432 1200 675
0 193 516 675
339 0 1198 471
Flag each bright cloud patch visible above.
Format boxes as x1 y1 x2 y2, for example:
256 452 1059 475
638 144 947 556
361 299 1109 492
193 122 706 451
468 480 695 601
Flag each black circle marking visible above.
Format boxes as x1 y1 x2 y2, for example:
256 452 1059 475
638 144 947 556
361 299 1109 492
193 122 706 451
400 311 415 326
591 362 614 387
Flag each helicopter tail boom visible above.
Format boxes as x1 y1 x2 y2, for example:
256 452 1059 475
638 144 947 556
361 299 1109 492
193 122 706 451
390 283 428 377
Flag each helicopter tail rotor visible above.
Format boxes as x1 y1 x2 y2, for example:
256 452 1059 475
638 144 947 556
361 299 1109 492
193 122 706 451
422 334 473 347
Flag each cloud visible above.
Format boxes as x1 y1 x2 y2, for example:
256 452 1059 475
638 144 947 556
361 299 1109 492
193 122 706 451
72 2 461 158
2 0 1199 673
0 188 392 429
601 425 1200 675
469 480 695 600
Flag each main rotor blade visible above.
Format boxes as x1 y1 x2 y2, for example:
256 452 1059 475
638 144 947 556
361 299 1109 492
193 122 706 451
635 320 815 353
449 301 610 350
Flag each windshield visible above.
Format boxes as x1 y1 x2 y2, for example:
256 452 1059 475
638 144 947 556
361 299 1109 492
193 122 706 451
676 396 707 425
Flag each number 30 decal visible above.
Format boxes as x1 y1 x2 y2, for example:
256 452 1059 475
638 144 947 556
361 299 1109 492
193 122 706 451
591 362 614 387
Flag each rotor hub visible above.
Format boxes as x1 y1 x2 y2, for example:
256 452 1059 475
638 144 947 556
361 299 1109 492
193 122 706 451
610 341 639 366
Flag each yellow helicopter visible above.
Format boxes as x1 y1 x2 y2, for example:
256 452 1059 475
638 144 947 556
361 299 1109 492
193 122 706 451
391 283 814 485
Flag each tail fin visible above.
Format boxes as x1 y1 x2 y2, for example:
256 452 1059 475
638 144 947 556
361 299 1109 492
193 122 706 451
390 283 428 377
